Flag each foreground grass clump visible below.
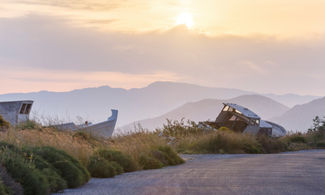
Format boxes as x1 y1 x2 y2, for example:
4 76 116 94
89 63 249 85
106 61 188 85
16 120 41 130
159 117 325 154
31 147 90 188
0 142 89 194
97 149 137 172
178 130 263 154
88 145 184 178
87 149 135 178
158 120 263 154
0 116 10 131
87 156 122 178
0 126 184 175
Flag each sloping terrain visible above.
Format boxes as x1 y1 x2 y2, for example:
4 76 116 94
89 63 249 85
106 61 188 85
0 81 250 126
0 81 318 128
123 95 289 131
272 97 325 132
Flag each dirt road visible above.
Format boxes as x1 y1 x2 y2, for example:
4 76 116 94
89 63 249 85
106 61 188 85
56 150 325 195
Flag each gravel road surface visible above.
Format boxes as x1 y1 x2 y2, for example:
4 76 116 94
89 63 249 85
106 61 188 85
55 150 325 195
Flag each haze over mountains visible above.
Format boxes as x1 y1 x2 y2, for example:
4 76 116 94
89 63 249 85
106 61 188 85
0 81 321 132
123 95 290 131
272 97 325 132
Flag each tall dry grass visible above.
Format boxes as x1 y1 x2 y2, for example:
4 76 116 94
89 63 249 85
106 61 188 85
0 127 172 167
108 132 167 163
0 127 101 165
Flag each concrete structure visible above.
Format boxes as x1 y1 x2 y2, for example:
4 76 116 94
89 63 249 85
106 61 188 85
54 109 118 138
0 100 33 126
215 103 286 137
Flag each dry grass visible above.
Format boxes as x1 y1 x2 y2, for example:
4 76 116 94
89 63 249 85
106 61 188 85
106 132 167 163
0 128 171 167
0 128 101 165
174 130 262 154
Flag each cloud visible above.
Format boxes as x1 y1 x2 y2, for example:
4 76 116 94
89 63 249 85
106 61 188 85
0 15 325 95
13 0 124 11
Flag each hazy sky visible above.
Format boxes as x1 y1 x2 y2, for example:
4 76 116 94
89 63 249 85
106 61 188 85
1 0 325 95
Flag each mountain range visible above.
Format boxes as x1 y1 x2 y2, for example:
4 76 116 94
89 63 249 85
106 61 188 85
122 94 290 132
0 81 321 131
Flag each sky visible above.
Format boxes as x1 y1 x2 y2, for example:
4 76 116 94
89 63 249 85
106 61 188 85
0 0 325 95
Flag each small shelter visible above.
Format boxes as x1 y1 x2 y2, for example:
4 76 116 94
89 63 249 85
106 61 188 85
0 100 33 126
215 103 286 137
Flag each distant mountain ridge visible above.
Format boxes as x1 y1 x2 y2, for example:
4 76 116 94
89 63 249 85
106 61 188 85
0 81 320 128
122 95 290 131
0 82 251 126
272 97 325 132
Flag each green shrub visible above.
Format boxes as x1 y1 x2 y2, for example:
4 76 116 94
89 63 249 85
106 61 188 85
0 142 20 153
0 150 49 195
16 120 40 130
257 136 287 153
243 143 262 154
52 161 84 188
154 146 184 165
0 115 10 131
316 141 325 148
111 161 124 175
87 157 119 178
31 147 89 188
139 154 163 170
289 135 307 143
98 149 137 172
22 149 67 192
41 168 67 192
0 180 9 195
0 165 24 195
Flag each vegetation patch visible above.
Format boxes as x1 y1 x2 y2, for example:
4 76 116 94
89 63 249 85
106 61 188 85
31 146 90 188
0 149 49 195
0 116 10 131
16 120 41 130
97 149 137 172
87 156 122 178
1 116 323 193
139 154 163 170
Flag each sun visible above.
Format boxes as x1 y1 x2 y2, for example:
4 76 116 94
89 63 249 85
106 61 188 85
176 12 194 29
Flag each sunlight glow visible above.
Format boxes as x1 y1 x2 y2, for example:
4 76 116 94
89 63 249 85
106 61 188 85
176 12 194 28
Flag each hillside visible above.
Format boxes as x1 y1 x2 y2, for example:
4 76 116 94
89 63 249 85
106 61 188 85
0 82 250 126
123 95 289 131
272 97 325 132
0 81 318 128
264 93 320 108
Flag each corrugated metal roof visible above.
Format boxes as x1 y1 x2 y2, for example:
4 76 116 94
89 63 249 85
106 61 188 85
224 103 261 119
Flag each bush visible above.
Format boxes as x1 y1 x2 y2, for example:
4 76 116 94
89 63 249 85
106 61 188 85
191 131 261 154
139 154 163 170
0 150 49 195
52 161 84 188
0 165 23 195
31 147 90 188
41 168 67 192
154 146 184 165
0 142 20 153
16 120 40 130
0 116 10 131
257 136 287 153
97 149 138 172
316 142 325 148
289 135 307 143
0 180 9 195
87 157 120 178
21 148 67 192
